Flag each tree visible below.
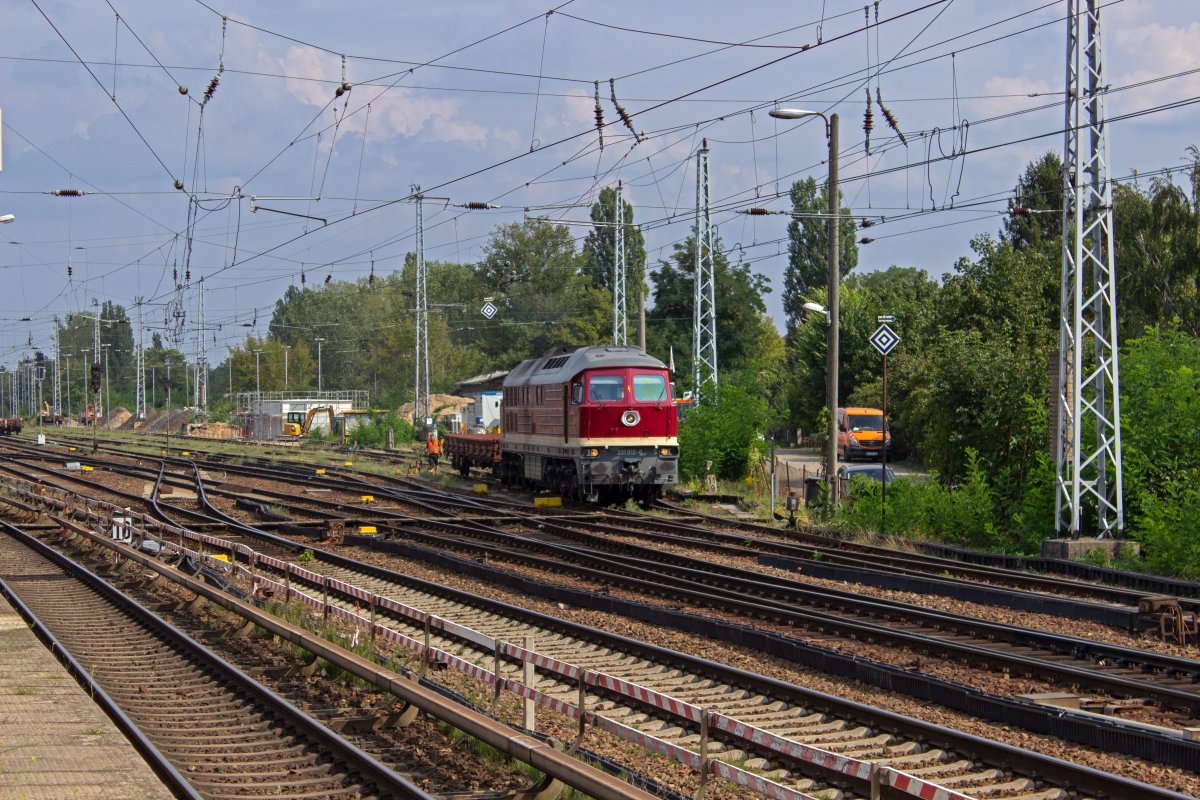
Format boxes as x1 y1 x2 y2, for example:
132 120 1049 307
1119 322 1200 526
1002 151 1063 253
1112 154 1200 340
783 177 859 343
645 230 775 391
581 186 647 332
476 220 606 367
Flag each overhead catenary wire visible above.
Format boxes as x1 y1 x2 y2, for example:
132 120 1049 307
4 0 1185 359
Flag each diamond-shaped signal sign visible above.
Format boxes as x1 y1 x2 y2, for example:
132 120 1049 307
481 301 498 319
869 323 900 356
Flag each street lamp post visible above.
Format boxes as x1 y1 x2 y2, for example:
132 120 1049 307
770 107 840 503
314 338 326 393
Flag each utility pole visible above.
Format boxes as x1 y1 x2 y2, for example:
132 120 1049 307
612 181 628 346
692 139 718 402
315 338 326 392
1057 0 1123 538
284 345 291 389
253 350 262 396
413 185 429 429
826 113 841 503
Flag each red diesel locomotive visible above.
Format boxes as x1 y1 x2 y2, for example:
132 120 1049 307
444 345 679 502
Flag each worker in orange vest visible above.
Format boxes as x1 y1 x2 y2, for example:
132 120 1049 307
425 431 441 472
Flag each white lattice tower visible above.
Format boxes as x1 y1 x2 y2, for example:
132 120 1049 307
52 318 62 414
193 279 207 415
692 139 718 401
135 298 146 420
613 181 628 346
413 187 430 426
92 299 101 364
1057 0 1123 538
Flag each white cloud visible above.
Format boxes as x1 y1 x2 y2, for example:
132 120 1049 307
272 47 514 149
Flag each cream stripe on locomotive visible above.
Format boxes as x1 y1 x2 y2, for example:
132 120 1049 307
503 432 678 448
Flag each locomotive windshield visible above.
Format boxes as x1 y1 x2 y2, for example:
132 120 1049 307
588 374 625 402
633 373 668 401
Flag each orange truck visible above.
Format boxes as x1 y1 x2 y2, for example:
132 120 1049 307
836 407 891 461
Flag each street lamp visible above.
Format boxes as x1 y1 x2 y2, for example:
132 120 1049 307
802 301 831 324
770 106 841 501
314 338 326 392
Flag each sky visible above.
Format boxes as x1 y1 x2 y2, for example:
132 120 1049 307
2 0 1200 375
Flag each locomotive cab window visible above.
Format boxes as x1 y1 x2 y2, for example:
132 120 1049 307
588 374 625 402
632 373 668 402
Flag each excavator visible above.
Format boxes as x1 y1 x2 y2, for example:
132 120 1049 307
283 406 335 436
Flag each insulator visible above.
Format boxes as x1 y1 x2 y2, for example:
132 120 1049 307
610 78 642 143
859 236 875 244
593 81 605 151
876 88 907 146
52 188 84 197
746 208 772 216
324 273 332 284
860 218 875 228
863 88 874 156
300 270 306 285
185 269 190 282
66 264 73 278
172 267 178 282
203 75 220 104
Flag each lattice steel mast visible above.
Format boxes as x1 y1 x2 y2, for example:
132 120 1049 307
413 186 430 427
1057 0 1123 537
692 139 718 401
135 298 146 420
193 279 207 416
612 181 628 346
52 318 62 415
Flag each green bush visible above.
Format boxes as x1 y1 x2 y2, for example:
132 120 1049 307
340 412 415 449
1135 471 1200 578
832 449 1011 551
678 383 768 481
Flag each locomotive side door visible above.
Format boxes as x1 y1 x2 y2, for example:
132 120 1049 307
567 381 581 440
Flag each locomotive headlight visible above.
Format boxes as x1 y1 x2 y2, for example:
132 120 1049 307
659 446 678 457
582 447 600 458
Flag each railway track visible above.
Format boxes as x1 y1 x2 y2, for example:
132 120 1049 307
21 477 1196 800
6 447 1197 723
0 523 433 800
9 441 1200 796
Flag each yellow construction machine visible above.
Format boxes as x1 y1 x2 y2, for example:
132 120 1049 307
283 405 334 436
